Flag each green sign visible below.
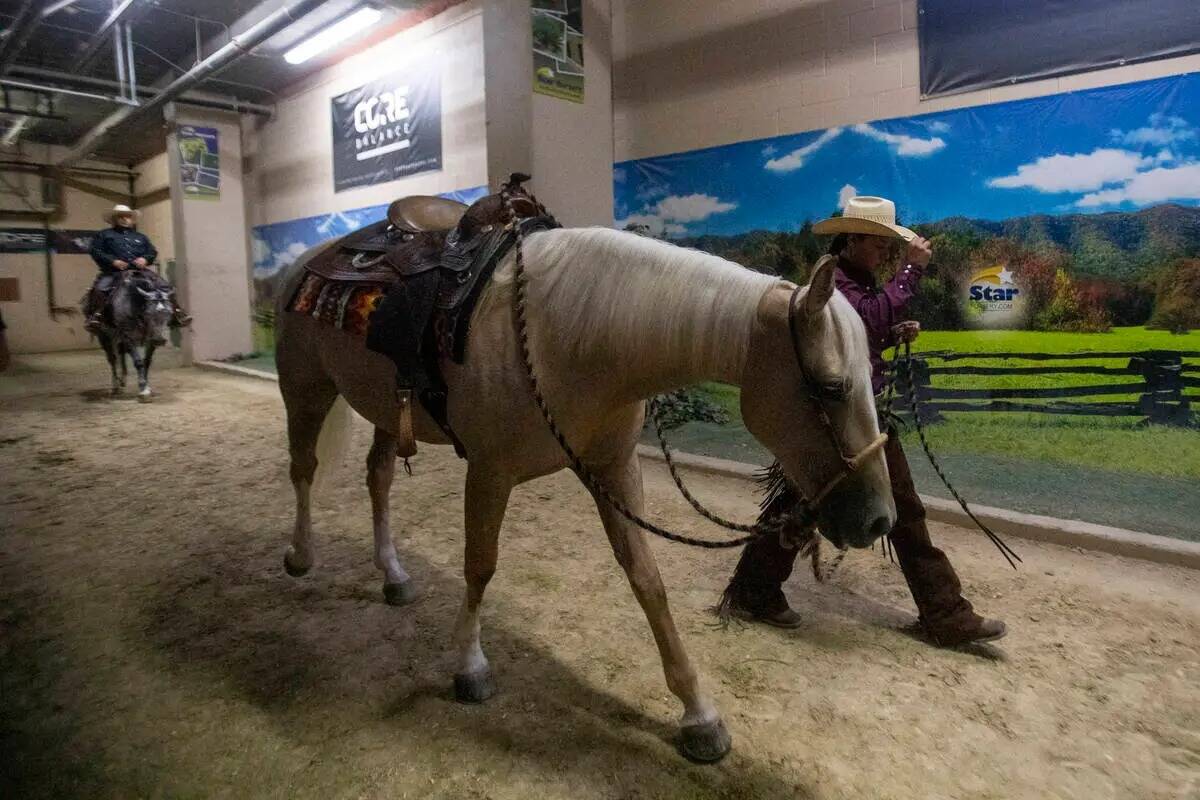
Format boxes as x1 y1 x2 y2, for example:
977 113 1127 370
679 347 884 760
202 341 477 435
532 0 583 104
178 125 220 200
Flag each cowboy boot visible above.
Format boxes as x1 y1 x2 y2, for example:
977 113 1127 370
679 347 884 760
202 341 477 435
84 288 106 333
719 527 804 628
170 304 193 328
883 435 1006 647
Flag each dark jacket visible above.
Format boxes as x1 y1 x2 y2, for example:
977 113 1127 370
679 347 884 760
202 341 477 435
90 226 158 273
833 255 925 393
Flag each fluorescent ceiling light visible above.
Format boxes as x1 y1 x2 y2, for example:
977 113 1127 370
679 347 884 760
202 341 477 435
284 7 382 65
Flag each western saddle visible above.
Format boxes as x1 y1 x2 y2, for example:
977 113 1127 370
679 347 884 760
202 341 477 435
296 173 557 461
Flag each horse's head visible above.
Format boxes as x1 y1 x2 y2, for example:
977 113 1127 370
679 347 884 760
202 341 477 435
740 256 896 549
135 284 174 341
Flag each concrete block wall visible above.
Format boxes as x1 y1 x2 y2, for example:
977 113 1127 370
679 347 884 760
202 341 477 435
613 0 1200 161
244 0 487 229
134 151 174 266
0 143 135 353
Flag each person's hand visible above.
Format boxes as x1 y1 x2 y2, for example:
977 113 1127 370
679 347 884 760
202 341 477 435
892 320 921 343
133 257 148 267
905 236 932 268
113 260 128 269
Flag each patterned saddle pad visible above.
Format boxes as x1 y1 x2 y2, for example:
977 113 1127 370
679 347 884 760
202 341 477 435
289 273 384 338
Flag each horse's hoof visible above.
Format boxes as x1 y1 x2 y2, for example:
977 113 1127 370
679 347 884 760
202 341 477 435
283 548 310 577
679 719 732 763
454 669 496 704
137 393 152 403
383 580 418 606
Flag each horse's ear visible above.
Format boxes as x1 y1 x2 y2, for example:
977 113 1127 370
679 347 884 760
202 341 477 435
804 254 837 316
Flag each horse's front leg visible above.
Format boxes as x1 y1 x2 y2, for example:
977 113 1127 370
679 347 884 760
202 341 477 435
100 336 121 395
585 451 731 763
129 344 151 401
452 466 512 703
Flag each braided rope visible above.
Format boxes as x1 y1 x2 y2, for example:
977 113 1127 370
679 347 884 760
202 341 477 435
503 185 790 549
897 341 1022 569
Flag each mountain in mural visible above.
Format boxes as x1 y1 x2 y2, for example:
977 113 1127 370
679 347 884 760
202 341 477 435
670 203 1200 284
922 204 1200 281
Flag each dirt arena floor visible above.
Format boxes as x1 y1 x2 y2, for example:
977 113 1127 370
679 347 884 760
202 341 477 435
2 353 1199 800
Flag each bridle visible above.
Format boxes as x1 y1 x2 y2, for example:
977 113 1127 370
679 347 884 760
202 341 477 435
782 280 889 513
502 176 888 550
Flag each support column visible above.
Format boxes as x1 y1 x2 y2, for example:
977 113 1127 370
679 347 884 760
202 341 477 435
165 103 253 363
482 0 614 227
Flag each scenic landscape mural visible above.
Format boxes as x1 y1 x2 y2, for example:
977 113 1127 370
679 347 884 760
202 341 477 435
615 73 1200 538
615 73 1200 334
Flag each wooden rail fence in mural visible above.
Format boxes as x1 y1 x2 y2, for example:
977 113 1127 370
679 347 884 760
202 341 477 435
892 350 1200 427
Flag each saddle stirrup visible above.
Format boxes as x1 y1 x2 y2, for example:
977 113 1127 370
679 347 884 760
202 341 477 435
395 389 418 459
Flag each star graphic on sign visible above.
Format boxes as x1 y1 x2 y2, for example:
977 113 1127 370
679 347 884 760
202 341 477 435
997 267 1015 285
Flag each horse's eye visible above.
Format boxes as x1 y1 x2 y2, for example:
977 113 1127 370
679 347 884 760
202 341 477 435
817 381 848 401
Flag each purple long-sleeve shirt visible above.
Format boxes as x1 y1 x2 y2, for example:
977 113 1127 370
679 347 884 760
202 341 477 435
834 256 924 393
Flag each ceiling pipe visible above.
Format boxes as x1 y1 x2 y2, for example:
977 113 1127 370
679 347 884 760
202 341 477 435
0 1 43 77
42 0 85 17
10 66 274 116
73 0 139 73
57 0 325 169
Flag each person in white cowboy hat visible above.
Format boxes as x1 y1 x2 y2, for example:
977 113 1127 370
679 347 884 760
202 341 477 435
720 196 1007 648
84 204 191 333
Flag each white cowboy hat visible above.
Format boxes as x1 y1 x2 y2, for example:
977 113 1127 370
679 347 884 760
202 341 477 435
103 204 141 224
812 196 916 242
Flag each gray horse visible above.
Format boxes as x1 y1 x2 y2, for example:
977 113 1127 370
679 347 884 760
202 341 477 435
90 269 174 400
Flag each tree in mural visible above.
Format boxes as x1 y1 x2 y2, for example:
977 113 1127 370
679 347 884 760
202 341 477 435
1149 258 1200 333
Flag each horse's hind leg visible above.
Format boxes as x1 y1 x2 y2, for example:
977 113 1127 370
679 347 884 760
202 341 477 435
367 427 417 605
452 466 512 703
586 453 731 763
280 376 338 577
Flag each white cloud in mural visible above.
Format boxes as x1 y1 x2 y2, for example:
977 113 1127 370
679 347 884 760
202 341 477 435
762 144 778 156
256 241 311 277
1111 114 1196 148
764 127 843 172
853 123 946 157
251 236 271 268
924 120 951 133
616 193 738 236
654 193 737 222
837 183 858 210
988 148 1153 193
613 167 627 184
1077 162 1200 208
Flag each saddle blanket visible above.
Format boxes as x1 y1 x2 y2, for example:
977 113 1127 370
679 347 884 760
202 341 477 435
289 273 384 337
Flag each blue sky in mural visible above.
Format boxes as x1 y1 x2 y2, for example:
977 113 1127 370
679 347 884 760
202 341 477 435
614 74 1200 238
251 185 488 280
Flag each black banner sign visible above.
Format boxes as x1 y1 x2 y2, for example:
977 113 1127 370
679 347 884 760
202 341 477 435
0 228 96 254
330 66 442 193
920 0 1200 98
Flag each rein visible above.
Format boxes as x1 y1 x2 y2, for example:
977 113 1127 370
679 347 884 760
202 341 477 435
501 182 884 550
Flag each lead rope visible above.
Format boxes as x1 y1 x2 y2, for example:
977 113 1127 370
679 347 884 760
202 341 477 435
896 341 1022 569
503 184 806 549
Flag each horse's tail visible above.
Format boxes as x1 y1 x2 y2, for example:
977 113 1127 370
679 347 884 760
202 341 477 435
312 396 354 495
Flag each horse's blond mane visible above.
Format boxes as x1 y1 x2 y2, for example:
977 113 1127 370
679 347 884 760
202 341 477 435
481 227 780 380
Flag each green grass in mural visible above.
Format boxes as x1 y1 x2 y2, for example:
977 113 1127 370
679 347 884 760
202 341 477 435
688 326 1200 479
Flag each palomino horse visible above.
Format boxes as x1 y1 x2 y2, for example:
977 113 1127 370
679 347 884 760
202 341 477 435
274 226 896 761
91 269 174 400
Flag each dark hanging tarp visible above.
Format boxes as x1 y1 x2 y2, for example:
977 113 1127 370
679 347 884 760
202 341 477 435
919 0 1200 98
